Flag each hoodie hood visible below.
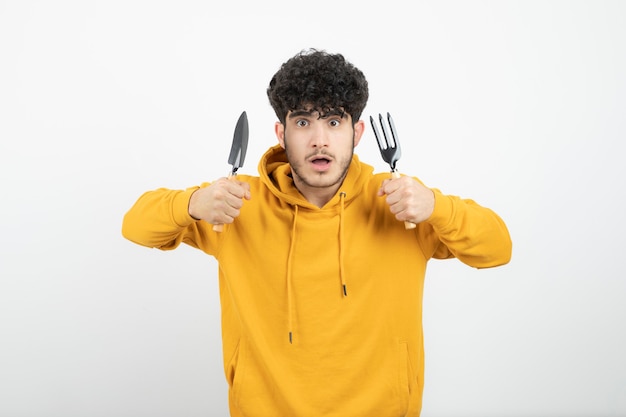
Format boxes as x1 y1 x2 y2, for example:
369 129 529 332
258 144 373 210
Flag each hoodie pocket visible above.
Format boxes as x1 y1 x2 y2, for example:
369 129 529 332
226 343 238 387
227 339 248 405
398 340 411 401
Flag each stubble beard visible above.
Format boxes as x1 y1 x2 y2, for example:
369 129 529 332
284 138 354 191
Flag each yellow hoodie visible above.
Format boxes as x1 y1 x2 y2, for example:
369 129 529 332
122 144 512 417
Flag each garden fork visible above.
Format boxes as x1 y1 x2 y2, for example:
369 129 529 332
370 112 416 229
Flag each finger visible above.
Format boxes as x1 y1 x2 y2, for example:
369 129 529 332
213 196 242 223
383 184 406 206
224 192 245 210
382 176 407 193
234 180 252 200
378 178 393 196
221 179 250 200
386 198 405 216
219 207 240 224
383 179 415 211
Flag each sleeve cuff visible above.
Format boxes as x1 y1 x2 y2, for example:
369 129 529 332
427 190 454 230
172 186 200 227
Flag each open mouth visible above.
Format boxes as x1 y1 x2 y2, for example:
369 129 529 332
308 155 332 171
311 157 331 166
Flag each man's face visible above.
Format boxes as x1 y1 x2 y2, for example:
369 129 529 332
275 109 364 196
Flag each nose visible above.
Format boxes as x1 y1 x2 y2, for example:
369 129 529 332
310 122 329 148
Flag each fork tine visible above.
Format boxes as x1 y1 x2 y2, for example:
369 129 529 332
369 115 384 149
387 113 397 145
386 112 401 160
378 113 395 149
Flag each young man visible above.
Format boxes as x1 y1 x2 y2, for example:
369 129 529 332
122 48 512 417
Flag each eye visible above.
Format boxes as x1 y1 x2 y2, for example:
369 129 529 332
329 119 341 127
296 119 309 127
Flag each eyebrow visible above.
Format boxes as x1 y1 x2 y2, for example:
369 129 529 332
288 110 315 119
288 108 347 119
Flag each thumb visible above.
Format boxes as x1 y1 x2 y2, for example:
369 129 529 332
377 179 390 196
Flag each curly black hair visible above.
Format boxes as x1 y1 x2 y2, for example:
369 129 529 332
267 49 369 125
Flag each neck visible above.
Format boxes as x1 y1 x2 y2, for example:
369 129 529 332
293 177 341 208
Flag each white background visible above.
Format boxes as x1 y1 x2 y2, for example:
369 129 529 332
1 1 625 416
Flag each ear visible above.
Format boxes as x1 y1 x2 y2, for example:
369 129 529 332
275 122 286 148
352 119 365 147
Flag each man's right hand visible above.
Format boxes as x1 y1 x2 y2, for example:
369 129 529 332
188 178 251 224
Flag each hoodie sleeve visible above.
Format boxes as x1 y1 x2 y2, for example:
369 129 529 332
424 189 512 268
121 185 214 253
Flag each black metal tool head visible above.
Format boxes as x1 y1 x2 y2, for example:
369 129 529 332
370 112 401 171
228 111 249 174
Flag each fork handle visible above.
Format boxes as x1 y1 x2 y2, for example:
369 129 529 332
391 171 417 229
